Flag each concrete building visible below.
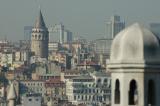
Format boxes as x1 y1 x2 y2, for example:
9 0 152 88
108 23 160 106
94 39 112 55
24 26 33 41
64 30 73 43
14 50 30 62
63 70 82 80
106 15 125 39
21 93 42 106
66 72 111 106
45 79 65 97
19 80 45 96
31 10 49 59
94 38 112 67
48 42 60 51
0 52 13 66
49 23 73 44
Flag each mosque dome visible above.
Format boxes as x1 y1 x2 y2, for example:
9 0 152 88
109 23 160 68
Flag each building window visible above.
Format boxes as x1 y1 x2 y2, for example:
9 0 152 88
85 89 87 93
148 80 155 105
129 80 138 105
93 89 95 93
39 35 41 39
85 95 87 100
82 95 84 100
115 79 120 104
97 79 101 83
81 89 84 93
96 96 98 101
35 35 37 39
96 89 99 93
93 96 95 101
89 89 91 93
99 96 102 102
103 95 107 101
43 36 45 40
89 95 91 100
104 78 107 83
74 96 76 100
29 99 32 101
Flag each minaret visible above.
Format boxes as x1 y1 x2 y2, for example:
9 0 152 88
31 9 49 59
7 83 16 106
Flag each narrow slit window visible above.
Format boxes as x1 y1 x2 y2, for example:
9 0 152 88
115 79 120 104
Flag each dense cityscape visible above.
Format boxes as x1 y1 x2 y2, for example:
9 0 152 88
1 2 160 106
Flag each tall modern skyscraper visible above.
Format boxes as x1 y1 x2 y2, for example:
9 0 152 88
48 23 72 44
106 15 125 39
31 10 49 59
63 30 73 43
59 23 64 44
24 26 33 41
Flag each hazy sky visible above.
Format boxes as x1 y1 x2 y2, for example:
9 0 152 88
0 0 160 41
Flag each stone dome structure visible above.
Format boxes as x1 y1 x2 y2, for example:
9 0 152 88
108 23 160 69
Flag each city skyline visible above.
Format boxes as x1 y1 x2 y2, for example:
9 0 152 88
0 0 160 41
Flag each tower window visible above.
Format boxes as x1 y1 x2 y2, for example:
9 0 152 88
129 80 138 105
39 35 41 39
43 36 45 40
115 79 120 104
97 79 101 83
104 78 107 83
74 96 76 100
82 95 84 100
93 96 95 101
35 35 37 39
148 80 155 105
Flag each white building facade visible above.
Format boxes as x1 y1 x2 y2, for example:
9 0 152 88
66 73 111 106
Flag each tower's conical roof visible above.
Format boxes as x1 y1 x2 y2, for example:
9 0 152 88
34 9 46 28
7 83 16 100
